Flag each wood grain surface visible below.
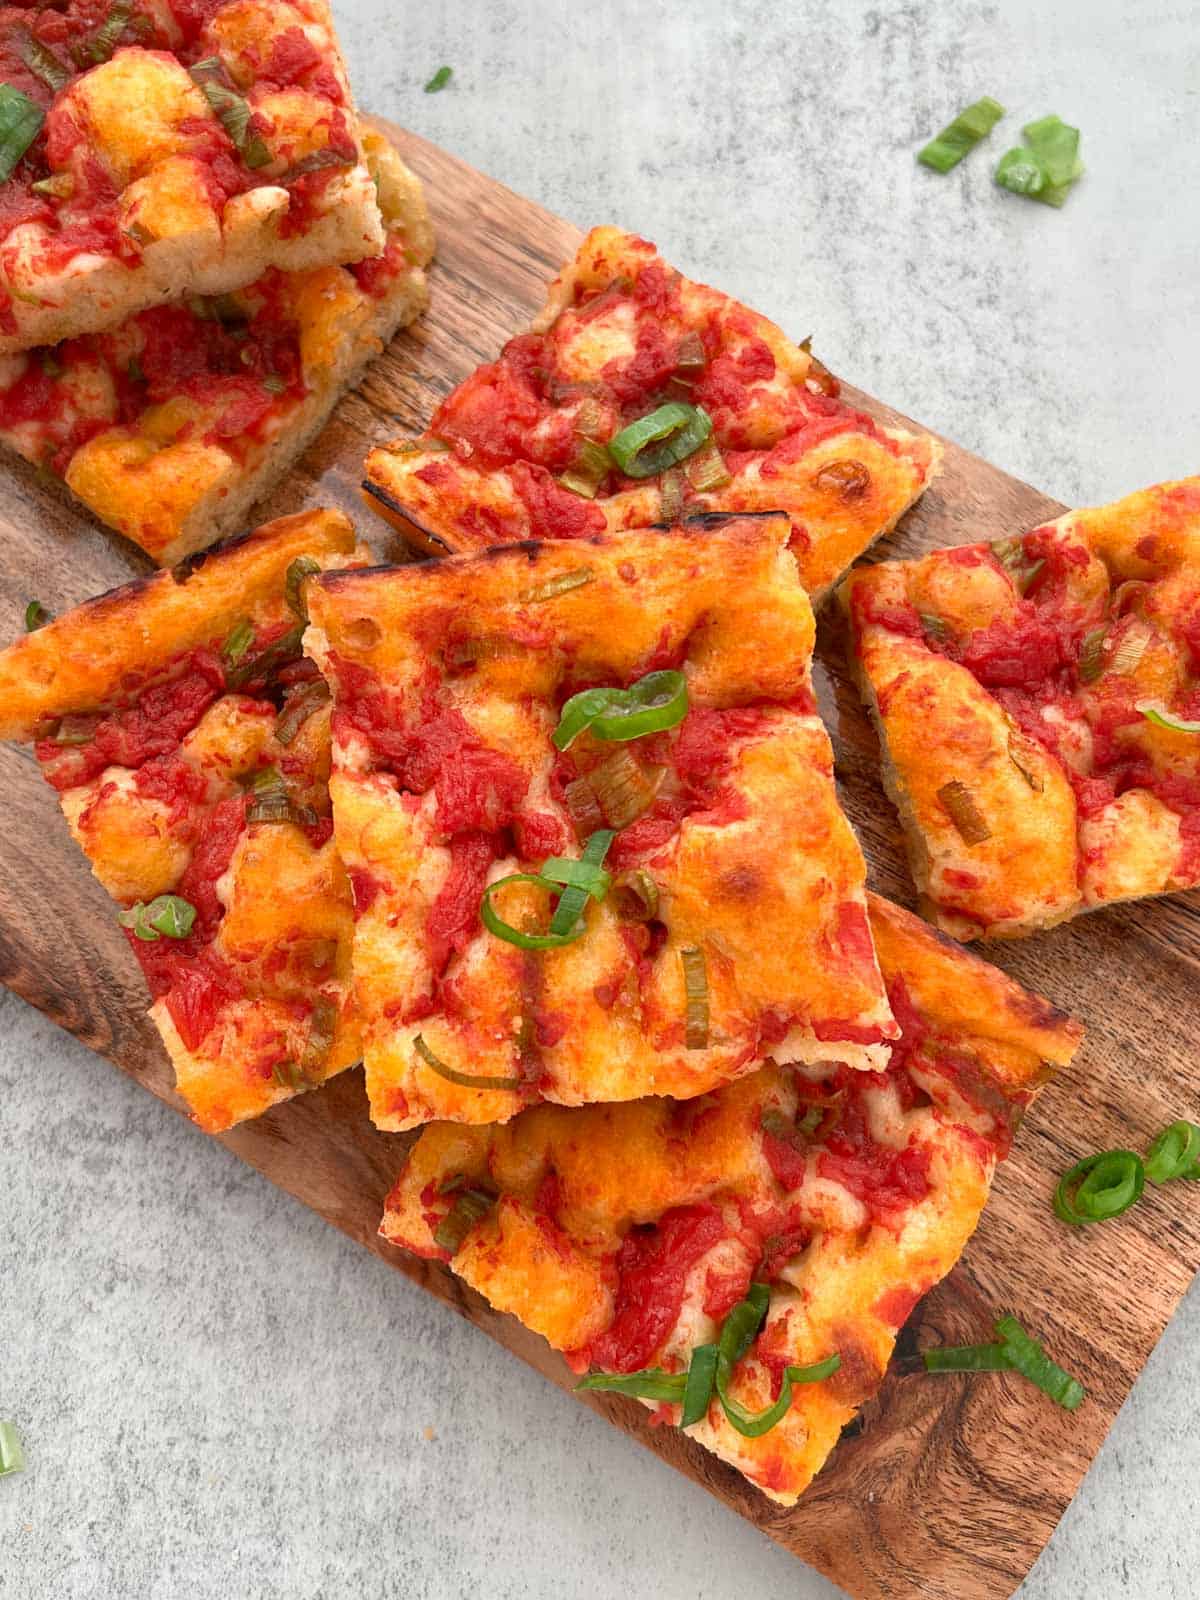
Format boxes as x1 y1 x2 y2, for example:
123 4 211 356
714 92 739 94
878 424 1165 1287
2 120 1198 1600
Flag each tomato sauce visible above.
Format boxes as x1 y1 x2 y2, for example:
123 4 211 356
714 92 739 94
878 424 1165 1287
580 1203 729 1373
425 830 496 975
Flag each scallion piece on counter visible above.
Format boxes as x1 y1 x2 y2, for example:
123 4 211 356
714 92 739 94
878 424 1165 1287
0 85 44 183
1138 701 1200 735
1145 1120 1200 1185
995 115 1084 208
413 1033 521 1093
424 66 453 93
24 600 50 631
917 96 1005 173
1054 1150 1145 1225
608 403 712 479
0 1421 25 1477
923 1342 1014 1373
995 147 1046 197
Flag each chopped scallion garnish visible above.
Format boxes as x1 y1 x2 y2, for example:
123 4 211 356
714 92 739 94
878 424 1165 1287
424 65 453 93
917 96 1005 173
937 779 991 845
0 85 44 183
285 555 322 622
542 829 615 939
0 1421 25 1477
680 945 709 1050
552 669 689 750
1138 701 1200 735
518 567 594 604
413 1033 521 1092
924 1316 1085 1411
23 599 50 631
190 60 270 167
1054 1150 1145 1225
118 895 196 942
1145 1121 1200 1185
608 403 712 479
434 1186 495 1253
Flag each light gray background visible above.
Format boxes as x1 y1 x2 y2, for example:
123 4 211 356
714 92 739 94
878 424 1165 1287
3 2 1197 1596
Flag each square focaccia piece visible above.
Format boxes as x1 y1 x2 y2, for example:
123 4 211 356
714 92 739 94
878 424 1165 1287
0 0 385 353
362 225 940 603
304 513 897 1132
0 130 432 565
0 509 367 1131
380 892 1083 1506
841 478 1200 940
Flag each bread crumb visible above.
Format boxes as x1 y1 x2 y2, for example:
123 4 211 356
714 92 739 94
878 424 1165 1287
422 1426 437 1442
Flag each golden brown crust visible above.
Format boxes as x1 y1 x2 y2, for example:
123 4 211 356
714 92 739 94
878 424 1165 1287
380 892 1082 1504
0 0 385 353
0 134 431 564
0 510 366 1131
840 478 1200 938
361 224 939 601
306 515 896 1131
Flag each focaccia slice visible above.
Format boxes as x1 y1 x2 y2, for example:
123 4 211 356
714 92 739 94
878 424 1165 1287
0 509 366 1131
380 892 1083 1505
0 130 431 565
362 225 940 602
305 514 897 1132
841 477 1200 939
0 0 384 353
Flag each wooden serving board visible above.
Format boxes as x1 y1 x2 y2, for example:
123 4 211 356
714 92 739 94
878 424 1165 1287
2 119 1198 1600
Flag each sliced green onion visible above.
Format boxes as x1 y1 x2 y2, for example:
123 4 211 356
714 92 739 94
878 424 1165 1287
917 96 1005 173
434 1186 495 1253
87 0 132 64
1108 623 1151 676
608 403 712 479
680 1343 719 1428
611 869 660 922
576 1369 687 1402
562 774 606 836
19 33 70 93
1008 737 1043 792
1054 1150 1145 1226
1138 701 1200 735
424 65 452 93
275 679 330 746
937 779 991 845
719 1282 769 1367
1023 114 1080 188
190 61 270 167
1145 1121 1200 1185
31 173 72 199
285 555 322 621
52 713 98 746
519 567 594 605
686 441 731 493
1077 627 1106 682
225 623 304 690
24 599 50 631
0 86 44 184
221 617 255 667
920 612 949 645
559 440 610 499
552 669 689 750
299 995 337 1073
480 872 590 950
543 829 615 938
717 1354 842 1439
995 1315 1085 1411
271 1057 314 1092
245 778 318 828
588 748 664 829
658 465 685 522
923 1342 1014 1373
995 147 1046 197
681 945 709 1050
0 1421 25 1477
413 1032 521 1092
559 468 600 499
119 894 197 942
675 331 706 371
262 373 286 395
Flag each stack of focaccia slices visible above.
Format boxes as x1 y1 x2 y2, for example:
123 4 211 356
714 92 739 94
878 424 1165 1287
0 0 434 562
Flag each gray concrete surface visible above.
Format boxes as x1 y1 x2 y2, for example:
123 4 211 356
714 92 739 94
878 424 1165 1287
3 2 1198 1595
